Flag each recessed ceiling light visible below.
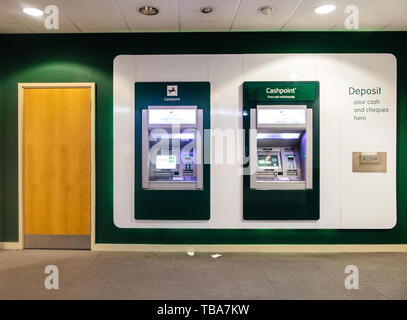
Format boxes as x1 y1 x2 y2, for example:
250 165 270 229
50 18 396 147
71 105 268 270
314 4 336 15
201 7 214 14
259 6 273 16
22 7 44 16
138 6 159 16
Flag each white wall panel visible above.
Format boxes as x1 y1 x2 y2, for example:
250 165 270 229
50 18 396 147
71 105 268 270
208 55 244 228
339 54 397 228
243 54 316 81
316 54 342 228
113 55 137 228
113 53 397 229
136 55 208 82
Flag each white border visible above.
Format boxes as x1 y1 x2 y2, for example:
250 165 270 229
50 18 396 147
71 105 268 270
113 54 397 230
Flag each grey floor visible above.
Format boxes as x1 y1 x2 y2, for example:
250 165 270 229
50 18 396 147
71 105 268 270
0 250 407 300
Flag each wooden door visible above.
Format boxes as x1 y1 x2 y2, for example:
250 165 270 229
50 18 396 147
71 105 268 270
24 88 91 249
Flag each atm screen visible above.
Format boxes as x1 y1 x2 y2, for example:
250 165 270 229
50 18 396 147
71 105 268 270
156 155 177 169
258 155 279 168
257 108 306 125
149 109 196 125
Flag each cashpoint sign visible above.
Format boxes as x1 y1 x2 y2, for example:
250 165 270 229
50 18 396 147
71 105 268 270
247 83 315 101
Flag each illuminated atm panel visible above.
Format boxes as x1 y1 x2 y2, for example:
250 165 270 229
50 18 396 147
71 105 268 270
141 106 203 190
250 105 313 190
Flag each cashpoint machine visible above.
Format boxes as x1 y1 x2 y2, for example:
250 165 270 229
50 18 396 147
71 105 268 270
134 82 210 220
141 106 203 190
250 105 312 190
243 81 320 220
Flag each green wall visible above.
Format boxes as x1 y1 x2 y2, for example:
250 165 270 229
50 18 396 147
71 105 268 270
0 32 406 244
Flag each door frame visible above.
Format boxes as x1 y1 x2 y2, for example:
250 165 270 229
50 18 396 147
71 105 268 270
18 83 96 250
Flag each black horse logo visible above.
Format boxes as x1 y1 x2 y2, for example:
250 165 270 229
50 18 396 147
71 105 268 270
167 85 177 96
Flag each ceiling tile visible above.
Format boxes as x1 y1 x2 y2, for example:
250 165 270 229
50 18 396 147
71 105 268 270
0 0 48 33
54 0 128 32
382 14 407 31
0 11 18 24
116 0 179 32
0 0 407 33
232 0 302 31
0 0 80 33
332 0 407 31
0 22 33 33
179 0 240 31
356 0 407 30
283 0 364 31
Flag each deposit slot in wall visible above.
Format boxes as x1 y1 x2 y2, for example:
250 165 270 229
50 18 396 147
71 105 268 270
141 106 203 190
250 105 313 190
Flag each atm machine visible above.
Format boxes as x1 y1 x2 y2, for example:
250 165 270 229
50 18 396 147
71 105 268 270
250 105 313 190
243 81 319 220
141 106 203 190
134 81 210 220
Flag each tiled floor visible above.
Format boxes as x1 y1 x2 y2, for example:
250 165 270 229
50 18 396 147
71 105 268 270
0 250 406 300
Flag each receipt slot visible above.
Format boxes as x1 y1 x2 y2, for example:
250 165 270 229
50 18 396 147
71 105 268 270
250 105 313 190
141 106 203 190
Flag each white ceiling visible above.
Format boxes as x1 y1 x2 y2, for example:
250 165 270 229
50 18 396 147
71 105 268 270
0 0 406 33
